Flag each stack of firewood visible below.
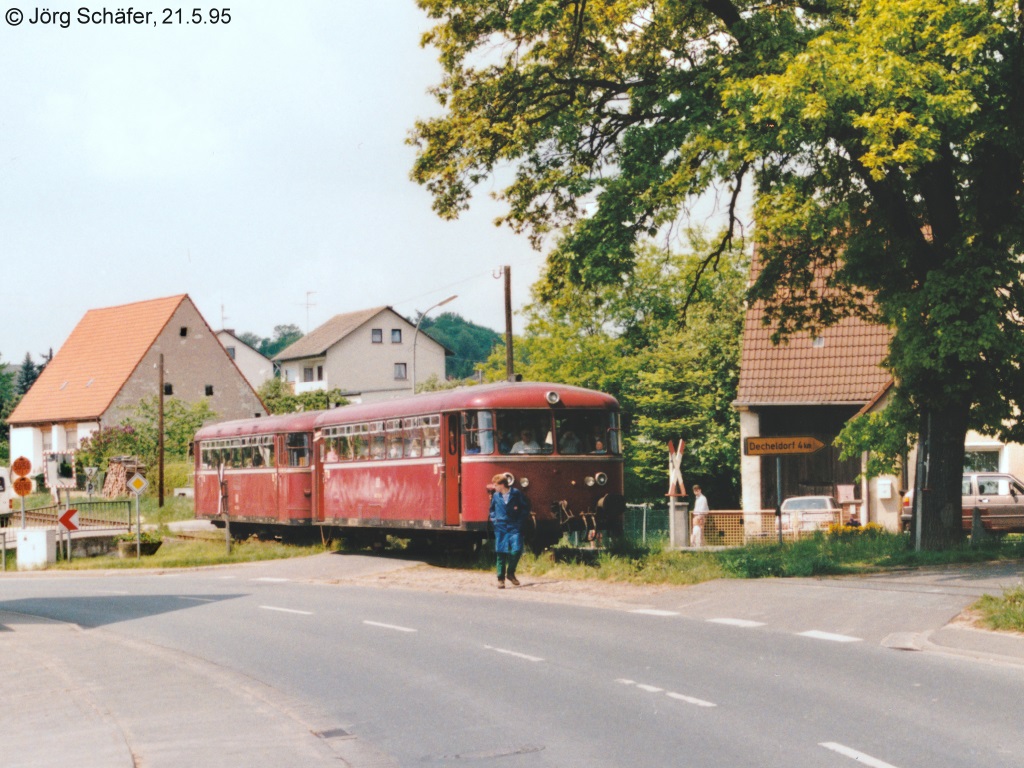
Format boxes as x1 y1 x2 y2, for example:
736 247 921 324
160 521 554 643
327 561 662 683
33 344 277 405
103 461 129 498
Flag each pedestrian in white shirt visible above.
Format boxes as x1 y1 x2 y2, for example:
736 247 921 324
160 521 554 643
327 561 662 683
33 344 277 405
691 485 709 547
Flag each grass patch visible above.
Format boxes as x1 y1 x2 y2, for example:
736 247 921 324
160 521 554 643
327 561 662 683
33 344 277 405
51 536 329 570
971 586 1024 633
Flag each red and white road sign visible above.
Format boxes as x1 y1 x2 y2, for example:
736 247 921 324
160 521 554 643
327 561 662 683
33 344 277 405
59 508 80 531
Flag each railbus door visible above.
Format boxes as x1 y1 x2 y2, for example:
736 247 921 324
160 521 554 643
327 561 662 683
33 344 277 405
443 413 461 526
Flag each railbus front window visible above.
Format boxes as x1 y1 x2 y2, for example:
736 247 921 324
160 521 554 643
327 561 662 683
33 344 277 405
495 411 554 455
555 411 621 455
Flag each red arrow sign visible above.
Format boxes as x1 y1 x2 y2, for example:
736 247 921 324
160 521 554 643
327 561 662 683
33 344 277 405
59 508 79 531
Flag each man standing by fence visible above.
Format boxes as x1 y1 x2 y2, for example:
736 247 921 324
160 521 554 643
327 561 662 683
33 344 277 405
691 485 709 547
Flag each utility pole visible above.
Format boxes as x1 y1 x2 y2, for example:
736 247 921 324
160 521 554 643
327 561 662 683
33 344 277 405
503 265 514 380
158 353 165 508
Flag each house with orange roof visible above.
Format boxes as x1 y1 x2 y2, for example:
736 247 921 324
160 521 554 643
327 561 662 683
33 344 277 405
273 306 450 403
8 295 267 471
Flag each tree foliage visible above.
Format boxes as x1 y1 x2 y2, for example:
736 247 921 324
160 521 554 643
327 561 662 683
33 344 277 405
412 0 1024 549
480 238 746 506
15 352 40 395
255 377 349 414
76 397 216 468
417 311 502 379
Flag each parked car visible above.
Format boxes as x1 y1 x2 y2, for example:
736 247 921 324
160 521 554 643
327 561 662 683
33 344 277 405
900 472 1024 534
780 496 841 532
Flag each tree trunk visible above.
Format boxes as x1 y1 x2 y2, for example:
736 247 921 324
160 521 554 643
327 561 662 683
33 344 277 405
918 402 968 550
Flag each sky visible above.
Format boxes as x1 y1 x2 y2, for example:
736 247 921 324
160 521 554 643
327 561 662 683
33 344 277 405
0 2 547 364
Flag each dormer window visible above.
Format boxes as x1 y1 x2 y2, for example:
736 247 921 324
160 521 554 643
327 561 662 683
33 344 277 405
812 336 825 348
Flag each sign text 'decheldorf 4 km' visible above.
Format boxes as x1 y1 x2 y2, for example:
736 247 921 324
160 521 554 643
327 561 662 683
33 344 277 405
744 436 826 456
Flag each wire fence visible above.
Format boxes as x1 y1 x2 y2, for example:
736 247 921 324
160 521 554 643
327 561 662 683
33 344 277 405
620 504 842 547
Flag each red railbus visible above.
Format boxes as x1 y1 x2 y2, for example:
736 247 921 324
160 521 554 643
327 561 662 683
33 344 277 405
194 382 625 549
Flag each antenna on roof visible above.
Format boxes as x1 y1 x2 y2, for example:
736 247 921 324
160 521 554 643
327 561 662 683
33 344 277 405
296 291 317 333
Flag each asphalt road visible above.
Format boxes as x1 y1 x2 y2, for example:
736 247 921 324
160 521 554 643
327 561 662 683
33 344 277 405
2 556 1023 767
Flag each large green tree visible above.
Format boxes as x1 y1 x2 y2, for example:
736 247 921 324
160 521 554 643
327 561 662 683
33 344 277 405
411 0 1024 549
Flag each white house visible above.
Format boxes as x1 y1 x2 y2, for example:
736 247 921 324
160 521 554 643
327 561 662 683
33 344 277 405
216 329 276 390
273 306 451 403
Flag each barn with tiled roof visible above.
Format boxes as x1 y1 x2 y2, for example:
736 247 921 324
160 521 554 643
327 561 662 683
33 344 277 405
9 295 267 472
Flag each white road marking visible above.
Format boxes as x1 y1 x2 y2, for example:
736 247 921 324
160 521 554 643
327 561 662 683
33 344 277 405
259 605 313 615
799 630 862 643
630 609 680 616
484 645 544 662
94 589 130 595
253 577 290 582
707 618 765 628
666 692 717 708
617 679 717 708
820 742 901 768
178 596 216 602
363 620 417 633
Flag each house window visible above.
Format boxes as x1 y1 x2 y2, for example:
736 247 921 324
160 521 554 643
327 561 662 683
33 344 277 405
180 327 188 337
164 383 174 396
303 367 314 383
371 328 383 344
391 329 402 344
317 365 324 381
205 385 214 396
226 346 236 359
394 363 408 380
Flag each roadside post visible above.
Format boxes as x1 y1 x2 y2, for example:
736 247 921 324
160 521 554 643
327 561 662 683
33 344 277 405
127 473 149 559
667 440 688 547
58 505 79 562
743 437 826 543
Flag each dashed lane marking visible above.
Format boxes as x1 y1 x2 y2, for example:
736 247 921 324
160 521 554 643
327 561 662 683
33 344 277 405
616 679 717 708
799 630 862 643
253 577 290 582
484 645 544 662
820 742 901 768
259 605 313 615
363 620 417 633
707 618 766 628
630 609 680 616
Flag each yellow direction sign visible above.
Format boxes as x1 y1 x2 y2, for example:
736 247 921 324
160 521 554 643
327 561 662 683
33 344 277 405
744 436 826 456
128 473 149 495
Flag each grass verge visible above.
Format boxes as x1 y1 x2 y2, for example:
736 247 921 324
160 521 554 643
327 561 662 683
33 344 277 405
971 586 1024 634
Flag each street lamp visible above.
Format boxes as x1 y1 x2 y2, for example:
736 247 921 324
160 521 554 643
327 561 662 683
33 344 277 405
412 294 457 393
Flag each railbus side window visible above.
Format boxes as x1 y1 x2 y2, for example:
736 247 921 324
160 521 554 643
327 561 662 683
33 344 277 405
286 433 311 467
385 419 404 459
422 415 442 456
404 418 424 458
462 410 494 455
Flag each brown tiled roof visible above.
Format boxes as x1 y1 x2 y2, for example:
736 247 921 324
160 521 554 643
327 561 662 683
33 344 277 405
273 306 390 362
9 295 187 424
735 263 892 406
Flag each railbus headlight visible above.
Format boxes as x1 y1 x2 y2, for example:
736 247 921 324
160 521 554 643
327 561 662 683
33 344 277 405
520 477 530 488
584 476 596 487
595 472 608 486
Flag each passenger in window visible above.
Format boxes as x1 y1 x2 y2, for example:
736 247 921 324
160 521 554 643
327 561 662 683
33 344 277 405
511 430 540 454
498 431 514 454
325 445 340 462
558 430 582 454
407 438 422 457
591 438 607 454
